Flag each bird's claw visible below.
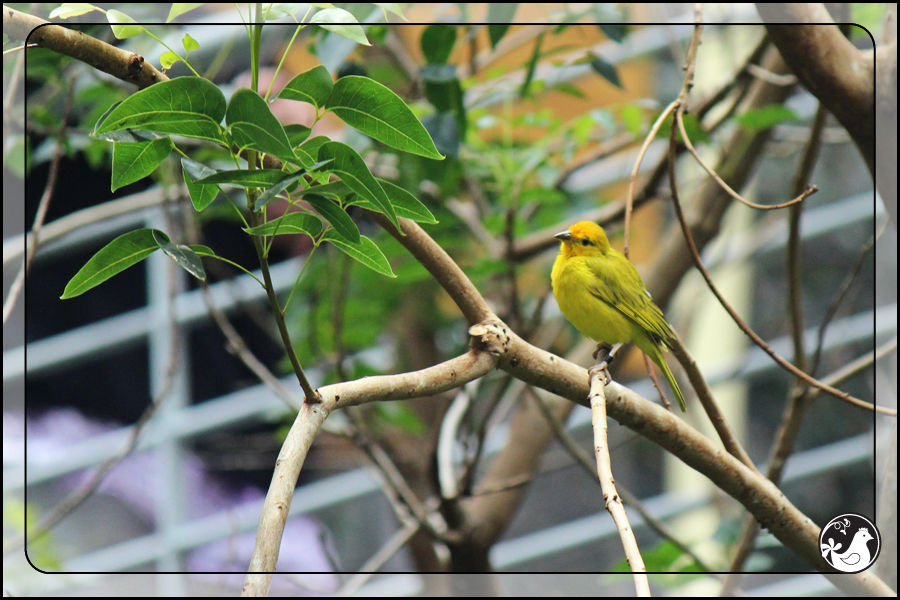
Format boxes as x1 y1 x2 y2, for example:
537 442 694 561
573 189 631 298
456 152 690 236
588 362 613 385
592 342 614 362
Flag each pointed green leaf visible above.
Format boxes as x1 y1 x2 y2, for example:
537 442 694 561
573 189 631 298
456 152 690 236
226 88 295 160
298 180 351 200
317 141 398 229
94 128 168 143
276 66 334 110
181 158 219 211
311 8 371 46
188 244 216 256
111 137 174 191
487 4 517 48
152 230 206 280
107 9 142 39
326 76 443 160
253 160 333 211
322 230 394 277
263 3 303 19
49 4 102 19
182 33 199 52
167 3 204 22
305 194 359 242
284 124 311 147
588 53 623 89
374 3 406 20
376 179 437 224
294 135 330 166
196 169 295 187
94 77 226 144
160 51 183 70
421 25 456 64
242 212 323 238
61 229 160 299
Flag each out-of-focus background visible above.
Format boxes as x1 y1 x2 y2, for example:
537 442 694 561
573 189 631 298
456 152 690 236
4 3 895 596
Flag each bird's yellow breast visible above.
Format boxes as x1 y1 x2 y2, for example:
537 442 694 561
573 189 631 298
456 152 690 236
551 253 639 344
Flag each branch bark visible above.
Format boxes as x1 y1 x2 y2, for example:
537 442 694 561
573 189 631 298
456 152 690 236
3 6 167 90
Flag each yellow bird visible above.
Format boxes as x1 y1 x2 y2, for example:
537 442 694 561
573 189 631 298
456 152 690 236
551 221 686 411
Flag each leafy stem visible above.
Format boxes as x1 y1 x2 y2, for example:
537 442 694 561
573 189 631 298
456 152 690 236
141 28 200 76
248 204 319 403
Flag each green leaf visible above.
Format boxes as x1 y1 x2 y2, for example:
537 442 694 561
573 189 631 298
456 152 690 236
487 4 517 48
520 32 544 99
620 104 643 136
61 229 160 299
376 179 437 224
317 141 398 229
326 76 443 160
263 3 304 20
374 3 406 20
294 135 330 166
311 8 371 46
167 3 204 22
487 24 512 51
242 212 323 239
276 65 334 110
107 9 142 39
182 33 200 52
111 137 174 192
152 230 206 280
298 180 351 200
735 105 800 131
93 128 168 143
421 25 457 64
94 77 226 144
188 244 216 256
598 23 628 43
49 4 102 19
181 158 219 211
253 160 333 211
305 194 360 242
322 230 395 277
284 124 311 147
196 169 295 187
226 88 296 160
588 53 623 89
160 51 182 70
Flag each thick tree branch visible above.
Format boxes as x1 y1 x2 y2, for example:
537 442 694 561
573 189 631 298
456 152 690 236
757 4 877 178
3 6 167 90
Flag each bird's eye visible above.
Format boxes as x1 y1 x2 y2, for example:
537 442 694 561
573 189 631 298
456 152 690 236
580 238 590 246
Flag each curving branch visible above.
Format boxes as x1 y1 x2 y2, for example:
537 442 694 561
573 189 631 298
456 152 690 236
757 3 896 224
3 6 167 90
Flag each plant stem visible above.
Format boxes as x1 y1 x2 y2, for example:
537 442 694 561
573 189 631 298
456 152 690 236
249 209 320 403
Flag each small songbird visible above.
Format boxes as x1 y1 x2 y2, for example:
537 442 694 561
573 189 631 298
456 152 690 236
551 221 686 411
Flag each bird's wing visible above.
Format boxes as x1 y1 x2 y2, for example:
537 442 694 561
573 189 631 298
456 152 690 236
583 254 674 344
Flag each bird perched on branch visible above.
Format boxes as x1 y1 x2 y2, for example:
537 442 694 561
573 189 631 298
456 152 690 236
551 221 686 411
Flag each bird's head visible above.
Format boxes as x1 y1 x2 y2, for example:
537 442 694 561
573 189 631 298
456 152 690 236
554 221 611 257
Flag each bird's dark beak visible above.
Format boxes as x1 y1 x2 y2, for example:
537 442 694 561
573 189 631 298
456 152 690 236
554 231 572 242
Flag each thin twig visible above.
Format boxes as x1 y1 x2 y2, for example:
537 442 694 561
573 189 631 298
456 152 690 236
588 360 649 593
676 111 811 210
4 81 74 324
810 220 887 376
624 100 679 257
528 389 715 572
666 124 894 416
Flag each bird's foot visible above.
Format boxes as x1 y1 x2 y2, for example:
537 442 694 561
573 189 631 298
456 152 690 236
592 342 614 362
588 362 612 386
